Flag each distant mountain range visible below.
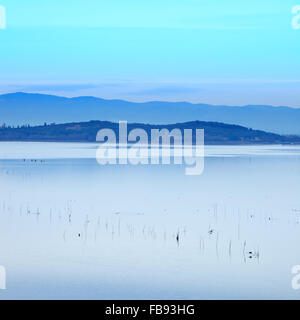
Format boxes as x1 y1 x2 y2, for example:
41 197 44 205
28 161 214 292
0 120 299 145
0 92 300 135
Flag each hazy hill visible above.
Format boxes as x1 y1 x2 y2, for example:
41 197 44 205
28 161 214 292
0 120 299 145
0 92 300 135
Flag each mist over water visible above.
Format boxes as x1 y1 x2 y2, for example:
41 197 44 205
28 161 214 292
0 143 300 299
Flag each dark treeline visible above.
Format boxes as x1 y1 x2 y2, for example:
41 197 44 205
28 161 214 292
0 120 299 145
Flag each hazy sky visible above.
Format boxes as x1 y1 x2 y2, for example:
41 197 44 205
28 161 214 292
0 0 299 106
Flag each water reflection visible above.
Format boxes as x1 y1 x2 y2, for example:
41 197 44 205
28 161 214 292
0 144 299 299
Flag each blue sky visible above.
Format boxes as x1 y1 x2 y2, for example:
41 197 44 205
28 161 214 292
0 0 299 106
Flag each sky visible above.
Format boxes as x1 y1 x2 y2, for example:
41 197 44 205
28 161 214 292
0 0 299 106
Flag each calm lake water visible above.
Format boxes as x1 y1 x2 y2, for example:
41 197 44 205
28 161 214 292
0 142 300 299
